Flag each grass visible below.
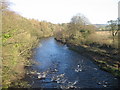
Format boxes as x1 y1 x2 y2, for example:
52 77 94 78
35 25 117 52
85 32 118 49
68 44 120 77
96 59 120 77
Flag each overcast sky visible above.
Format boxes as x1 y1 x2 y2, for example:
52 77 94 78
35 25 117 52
9 0 119 24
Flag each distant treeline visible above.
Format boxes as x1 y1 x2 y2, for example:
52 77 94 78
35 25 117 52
55 14 118 48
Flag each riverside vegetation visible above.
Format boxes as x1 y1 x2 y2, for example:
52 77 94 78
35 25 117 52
55 14 120 77
1 1 60 88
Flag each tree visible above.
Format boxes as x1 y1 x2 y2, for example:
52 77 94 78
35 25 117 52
70 13 90 25
68 14 95 39
1 0 9 10
107 19 119 46
108 20 118 37
68 14 89 34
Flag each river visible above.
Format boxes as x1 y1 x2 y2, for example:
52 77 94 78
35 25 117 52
26 37 119 89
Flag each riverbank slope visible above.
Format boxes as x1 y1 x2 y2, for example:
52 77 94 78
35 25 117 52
2 8 57 87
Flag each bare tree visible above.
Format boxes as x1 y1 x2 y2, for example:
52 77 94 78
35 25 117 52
1 0 9 10
108 20 118 36
107 19 119 45
70 13 90 25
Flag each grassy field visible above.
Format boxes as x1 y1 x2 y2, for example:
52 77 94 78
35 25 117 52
86 30 118 48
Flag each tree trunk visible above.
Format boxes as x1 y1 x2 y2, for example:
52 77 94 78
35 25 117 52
112 36 115 48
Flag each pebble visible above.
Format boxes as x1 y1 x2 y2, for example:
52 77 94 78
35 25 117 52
104 82 108 85
103 85 107 87
97 82 101 85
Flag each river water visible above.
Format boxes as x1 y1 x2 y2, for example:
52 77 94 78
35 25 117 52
28 37 119 89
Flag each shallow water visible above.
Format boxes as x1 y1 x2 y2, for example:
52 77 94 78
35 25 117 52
29 37 119 89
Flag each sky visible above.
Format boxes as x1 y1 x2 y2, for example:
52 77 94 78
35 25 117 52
9 0 119 24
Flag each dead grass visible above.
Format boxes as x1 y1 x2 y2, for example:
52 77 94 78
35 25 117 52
85 31 118 48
